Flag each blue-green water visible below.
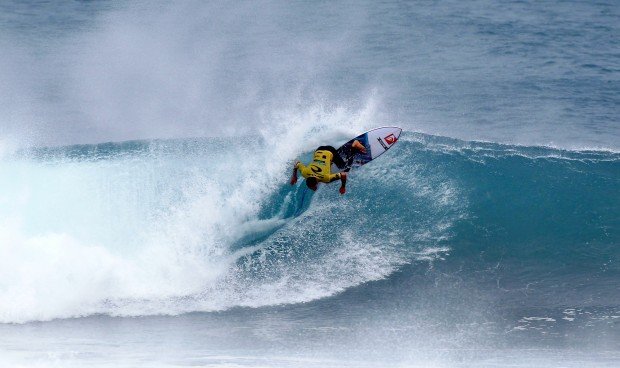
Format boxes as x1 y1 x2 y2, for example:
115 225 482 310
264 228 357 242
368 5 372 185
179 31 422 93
1 133 618 367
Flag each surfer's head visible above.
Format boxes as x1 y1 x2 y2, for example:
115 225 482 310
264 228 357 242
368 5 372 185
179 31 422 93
305 177 318 191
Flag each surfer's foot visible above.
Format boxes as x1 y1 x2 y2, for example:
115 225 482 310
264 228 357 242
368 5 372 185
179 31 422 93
352 140 367 154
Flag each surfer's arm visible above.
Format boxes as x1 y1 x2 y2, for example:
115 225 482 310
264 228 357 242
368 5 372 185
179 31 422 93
290 161 301 185
339 172 347 195
328 172 347 193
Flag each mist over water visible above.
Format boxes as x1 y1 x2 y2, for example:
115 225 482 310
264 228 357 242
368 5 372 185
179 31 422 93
0 0 618 148
0 0 375 146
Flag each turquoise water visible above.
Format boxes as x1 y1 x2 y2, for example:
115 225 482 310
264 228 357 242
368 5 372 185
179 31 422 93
1 134 618 366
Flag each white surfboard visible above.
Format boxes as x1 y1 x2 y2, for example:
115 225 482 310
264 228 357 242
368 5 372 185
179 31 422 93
332 126 402 172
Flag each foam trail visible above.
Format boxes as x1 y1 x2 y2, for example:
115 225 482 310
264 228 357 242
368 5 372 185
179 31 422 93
0 101 383 323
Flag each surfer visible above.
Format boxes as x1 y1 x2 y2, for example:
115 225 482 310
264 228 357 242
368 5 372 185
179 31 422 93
290 140 366 194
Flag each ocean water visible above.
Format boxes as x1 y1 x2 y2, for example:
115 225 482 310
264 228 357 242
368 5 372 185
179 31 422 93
0 1 619 367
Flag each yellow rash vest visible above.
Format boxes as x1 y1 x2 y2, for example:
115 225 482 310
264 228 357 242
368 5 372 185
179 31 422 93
296 149 342 183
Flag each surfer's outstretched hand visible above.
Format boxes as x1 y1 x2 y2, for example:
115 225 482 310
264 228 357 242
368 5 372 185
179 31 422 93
290 161 299 185
339 186 346 195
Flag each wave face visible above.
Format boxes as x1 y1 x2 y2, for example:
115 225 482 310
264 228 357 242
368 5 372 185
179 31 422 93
0 132 618 324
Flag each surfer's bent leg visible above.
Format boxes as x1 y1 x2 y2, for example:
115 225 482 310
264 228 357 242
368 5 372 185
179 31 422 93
317 145 346 169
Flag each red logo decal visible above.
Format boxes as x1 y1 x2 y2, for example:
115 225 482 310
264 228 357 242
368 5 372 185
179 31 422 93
384 134 397 145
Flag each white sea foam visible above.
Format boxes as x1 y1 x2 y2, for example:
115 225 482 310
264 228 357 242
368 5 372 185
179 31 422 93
0 102 396 323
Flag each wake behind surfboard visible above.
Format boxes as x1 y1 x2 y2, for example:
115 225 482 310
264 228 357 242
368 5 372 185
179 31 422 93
332 126 402 173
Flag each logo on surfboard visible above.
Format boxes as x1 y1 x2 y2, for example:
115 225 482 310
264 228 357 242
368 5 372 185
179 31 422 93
384 134 397 145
